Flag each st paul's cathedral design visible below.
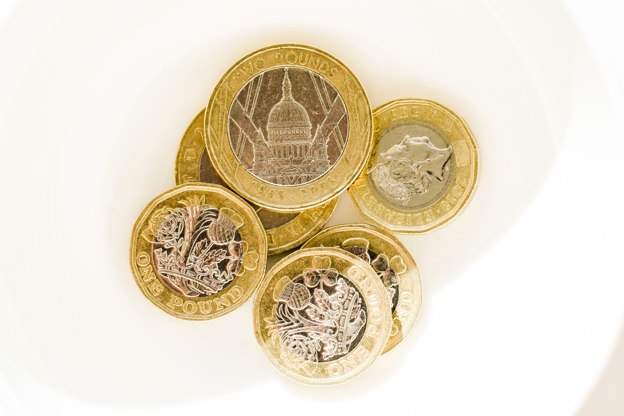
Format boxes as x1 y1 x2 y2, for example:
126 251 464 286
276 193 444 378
229 67 346 186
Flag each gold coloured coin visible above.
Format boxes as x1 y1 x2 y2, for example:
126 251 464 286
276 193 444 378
302 224 422 353
349 99 479 232
253 247 391 384
130 183 267 320
176 110 338 255
205 44 372 212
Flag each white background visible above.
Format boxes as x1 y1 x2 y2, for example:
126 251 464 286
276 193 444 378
0 1 622 415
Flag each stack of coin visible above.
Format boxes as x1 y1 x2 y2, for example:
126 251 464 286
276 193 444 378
130 44 478 384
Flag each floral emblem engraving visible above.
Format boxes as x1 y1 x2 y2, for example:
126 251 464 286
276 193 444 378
370 135 452 205
266 265 367 363
142 197 247 297
341 244 399 314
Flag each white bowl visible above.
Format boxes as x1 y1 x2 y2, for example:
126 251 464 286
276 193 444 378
0 1 622 414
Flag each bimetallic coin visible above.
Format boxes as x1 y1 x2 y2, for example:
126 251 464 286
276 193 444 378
253 247 391 384
206 44 372 212
130 184 267 320
176 110 338 255
302 224 422 353
350 99 479 232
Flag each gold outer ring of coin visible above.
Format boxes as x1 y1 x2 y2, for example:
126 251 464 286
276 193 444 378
253 247 391 384
130 183 267 320
349 98 479 233
175 110 338 255
301 223 422 353
205 43 373 212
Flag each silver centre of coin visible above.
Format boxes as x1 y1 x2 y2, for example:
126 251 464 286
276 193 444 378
152 206 244 297
369 121 455 209
267 269 367 363
228 66 349 186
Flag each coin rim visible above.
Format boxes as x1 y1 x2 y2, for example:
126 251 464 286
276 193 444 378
129 183 268 320
349 98 479 233
205 43 373 212
175 110 338 255
253 247 391 384
301 223 422 354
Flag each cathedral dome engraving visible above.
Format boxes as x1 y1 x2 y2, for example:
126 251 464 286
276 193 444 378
267 73 312 129
228 65 348 186
267 100 310 128
267 68 313 144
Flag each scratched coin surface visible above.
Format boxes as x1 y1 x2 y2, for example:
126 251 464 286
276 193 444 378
350 99 479 232
206 44 372 212
130 183 267 320
175 110 338 255
302 224 422 353
253 247 391 384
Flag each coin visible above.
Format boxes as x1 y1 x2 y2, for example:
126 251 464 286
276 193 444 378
253 247 391 384
130 183 267 320
349 99 479 232
301 224 422 353
205 44 372 212
176 110 338 255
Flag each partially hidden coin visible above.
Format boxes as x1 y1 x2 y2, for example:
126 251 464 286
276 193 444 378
206 44 373 212
349 98 479 232
176 110 338 255
130 183 267 320
253 247 391 384
302 224 422 353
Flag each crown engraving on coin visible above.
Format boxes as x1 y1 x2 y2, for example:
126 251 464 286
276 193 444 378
228 66 348 186
266 264 367 364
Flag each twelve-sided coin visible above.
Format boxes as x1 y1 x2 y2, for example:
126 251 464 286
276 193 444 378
302 224 422 353
350 98 479 232
130 183 267 320
253 247 391 384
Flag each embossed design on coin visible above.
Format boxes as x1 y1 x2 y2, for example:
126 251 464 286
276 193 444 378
371 135 453 206
341 245 399 313
349 99 478 233
370 122 455 209
301 224 423 353
198 150 297 229
228 66 348 185
143 198 244 297
175 109 338 255
267 268 367 363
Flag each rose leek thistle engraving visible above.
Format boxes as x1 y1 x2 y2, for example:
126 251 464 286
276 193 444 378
141 197 245 298
266 269 367 363
253 248 391 384
301 224 423 354
131 184 267 320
